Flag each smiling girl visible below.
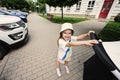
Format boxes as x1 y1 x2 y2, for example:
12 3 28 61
56 23 98 76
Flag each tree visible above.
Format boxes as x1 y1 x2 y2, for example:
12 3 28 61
14 0 30 11
46 0 80 22
0 0 30 12
37 0 46 14
37 0 44 3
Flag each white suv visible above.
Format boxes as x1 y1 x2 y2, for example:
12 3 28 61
0 15 28 60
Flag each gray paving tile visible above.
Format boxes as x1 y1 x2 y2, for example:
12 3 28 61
0 13 106 80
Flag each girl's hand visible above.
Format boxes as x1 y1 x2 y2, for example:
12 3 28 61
85 40 99 46
87 30 95 36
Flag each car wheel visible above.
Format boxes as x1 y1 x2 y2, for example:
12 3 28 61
0 45 7 60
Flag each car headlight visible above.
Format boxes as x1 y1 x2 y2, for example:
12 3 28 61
0 23 20 31
8 32 23 40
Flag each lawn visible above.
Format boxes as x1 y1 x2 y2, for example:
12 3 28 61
98 21 120 41
39 13 88 23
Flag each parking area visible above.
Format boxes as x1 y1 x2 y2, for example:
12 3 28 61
0 13 106 80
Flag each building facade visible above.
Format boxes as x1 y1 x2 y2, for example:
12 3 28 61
46 0 120 20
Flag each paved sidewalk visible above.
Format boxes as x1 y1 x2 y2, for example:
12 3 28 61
0 13 106 80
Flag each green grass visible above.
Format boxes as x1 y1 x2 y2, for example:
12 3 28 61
39 13 47 18
39 13 88 23
98 21 120 41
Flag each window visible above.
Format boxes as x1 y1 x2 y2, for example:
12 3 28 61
54 7 56 12
87 0 95 10
91 1 95 7
88 1 91 7
0 12 5 15
76 0 81 10
67 6 71 10
49 6 51 12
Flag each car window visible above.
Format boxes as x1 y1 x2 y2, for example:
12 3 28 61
0 10 11 15
0 12 5 15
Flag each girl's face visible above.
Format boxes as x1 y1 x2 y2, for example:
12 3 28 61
62 29 72 41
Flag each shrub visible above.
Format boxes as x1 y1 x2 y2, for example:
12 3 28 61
39 14 88 23
98 21 120 41
114 13 120 22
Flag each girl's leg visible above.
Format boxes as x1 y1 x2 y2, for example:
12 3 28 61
56 60 61 76
65 57 71 66
65 61 70 74
57 60 60 68
65 61 69 66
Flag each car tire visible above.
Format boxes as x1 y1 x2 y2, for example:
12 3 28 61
0 45 7 60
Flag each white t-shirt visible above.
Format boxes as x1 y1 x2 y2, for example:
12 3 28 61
58 36 77 61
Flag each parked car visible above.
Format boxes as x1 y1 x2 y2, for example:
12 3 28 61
0 10 27 23
90 32 120 80
8 10 28 17
0 15 28 60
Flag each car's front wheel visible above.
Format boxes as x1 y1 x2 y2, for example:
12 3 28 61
0 45 7 60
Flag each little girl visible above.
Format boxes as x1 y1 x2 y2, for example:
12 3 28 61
56 23 98 76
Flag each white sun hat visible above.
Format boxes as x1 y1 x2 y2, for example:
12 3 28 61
60 23 73 33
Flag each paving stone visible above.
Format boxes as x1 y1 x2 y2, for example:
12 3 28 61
0 13 106 80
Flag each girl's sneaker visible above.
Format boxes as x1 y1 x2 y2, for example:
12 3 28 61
65 66 70 74
56 68 61 77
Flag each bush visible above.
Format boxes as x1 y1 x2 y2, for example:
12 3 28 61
114 13 120 22
98 21 120 41
39 14 88 23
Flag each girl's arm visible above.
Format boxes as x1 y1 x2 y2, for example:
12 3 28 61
66 40 98 47
76 33 89 40
77 31 95 40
